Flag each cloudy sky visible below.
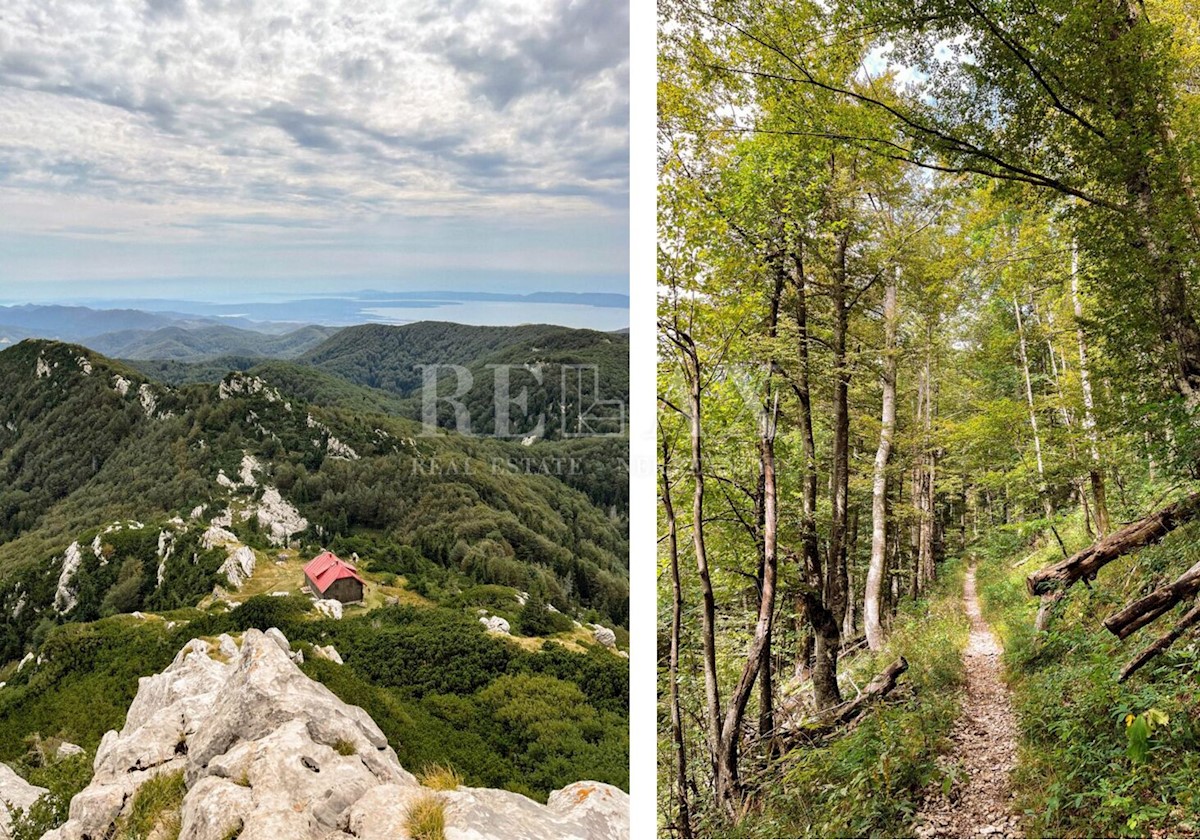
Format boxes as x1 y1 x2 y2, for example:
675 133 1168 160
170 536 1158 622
0 0 629 304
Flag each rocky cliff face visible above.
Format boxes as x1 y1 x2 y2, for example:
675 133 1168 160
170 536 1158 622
38 630 628 840
0 763 46 840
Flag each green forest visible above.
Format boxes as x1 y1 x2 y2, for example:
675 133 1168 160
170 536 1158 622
658 0 1200 837
0 323 629 836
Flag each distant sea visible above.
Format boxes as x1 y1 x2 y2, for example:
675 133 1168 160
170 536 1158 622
360 301 629 330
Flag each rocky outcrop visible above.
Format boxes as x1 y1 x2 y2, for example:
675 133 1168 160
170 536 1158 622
53 542 84 613
312 645 343 665
219 546 257 589
0 763 47 840
592 625 617 648
313 599 343 620
56 742 85 759
479 615 511 635
40 631 628 840
254 487 308 547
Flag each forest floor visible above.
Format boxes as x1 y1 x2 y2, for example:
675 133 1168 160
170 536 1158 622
915 564 1023 839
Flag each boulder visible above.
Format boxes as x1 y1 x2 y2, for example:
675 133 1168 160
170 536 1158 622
479 615 511 635
312 645 343 665
313 599 343 620
347 782 631 840
201 524 238 551
219 546 256 589
592 626 617 648
56 742 85 759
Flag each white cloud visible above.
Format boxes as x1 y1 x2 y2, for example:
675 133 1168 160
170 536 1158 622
0 0 628 286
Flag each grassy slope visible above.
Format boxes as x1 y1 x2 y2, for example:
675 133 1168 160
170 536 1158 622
975 512 1200 838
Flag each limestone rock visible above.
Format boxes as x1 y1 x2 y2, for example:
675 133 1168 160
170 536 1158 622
219 546 256 589
217 634 239 661
54 541 84 613
313 599 343 620
592 625 617 648
201 524 238 550
254 487 308 547
348 781 631 840
479 615 510 635
239 453 260 488
312 645 343 665
264 627 291 653
0 762 47 839
36 631 627 840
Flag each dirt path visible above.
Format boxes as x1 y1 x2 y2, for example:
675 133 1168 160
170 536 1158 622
914 565 1023 839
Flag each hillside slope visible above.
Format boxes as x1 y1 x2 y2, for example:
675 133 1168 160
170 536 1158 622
300 322 629 439
0 339 629 662
86 324 339 361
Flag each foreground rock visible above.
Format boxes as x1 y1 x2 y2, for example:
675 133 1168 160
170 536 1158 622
41 630 628 840
0 763 47 840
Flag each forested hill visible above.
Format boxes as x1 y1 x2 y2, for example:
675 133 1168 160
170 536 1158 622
659 0 1200 837
0 338 629 649
299 321 630 439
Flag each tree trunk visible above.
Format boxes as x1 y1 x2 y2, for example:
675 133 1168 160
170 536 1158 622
1104 558 1200 639
1118 598 1200 682
1070 246 1111 537
713 388 780 812
660 433 692 838
789 248 839 710
1027 493 1200 598
774 657 909 744
821 229 851 707
679 331 723 776
1014 296 1054 522
866 271 898 650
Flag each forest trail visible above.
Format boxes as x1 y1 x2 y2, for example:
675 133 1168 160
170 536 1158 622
915 565 1023 839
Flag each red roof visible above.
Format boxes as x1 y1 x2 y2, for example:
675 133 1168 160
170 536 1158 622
304 551 365 595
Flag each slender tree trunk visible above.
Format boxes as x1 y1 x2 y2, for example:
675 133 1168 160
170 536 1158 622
1014 296 1054 521
821 229 852 705
1071 245 1111 536
660 433 692 838
713 385 779 811
844 504 860 638
790 248 840 709
866 272 898 650
677 332 722 777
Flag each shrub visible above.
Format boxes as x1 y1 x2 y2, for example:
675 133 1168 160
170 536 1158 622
405 794 447 840
418 763 463 791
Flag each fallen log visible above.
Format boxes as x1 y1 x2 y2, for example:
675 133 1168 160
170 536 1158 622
1118 598 1200 682
1026 493 1200 607
1103 558 1200 639
770 656 908 745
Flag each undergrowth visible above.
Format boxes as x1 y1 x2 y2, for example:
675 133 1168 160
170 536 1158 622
714 559 970 838
975 514 1200 838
